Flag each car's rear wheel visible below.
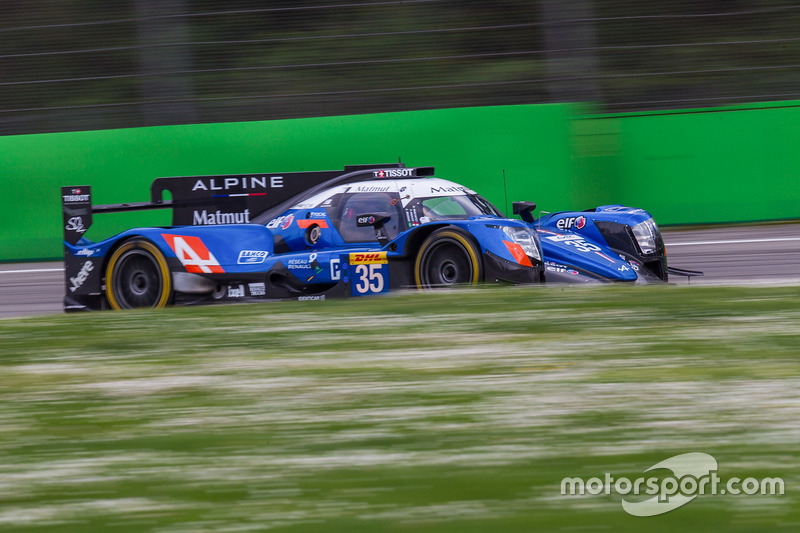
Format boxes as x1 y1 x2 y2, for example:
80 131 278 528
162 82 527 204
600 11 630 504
414 228 482 288
105 238 172 309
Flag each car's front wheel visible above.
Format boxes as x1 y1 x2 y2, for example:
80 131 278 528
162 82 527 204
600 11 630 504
414 227 483 288
105 238 172 309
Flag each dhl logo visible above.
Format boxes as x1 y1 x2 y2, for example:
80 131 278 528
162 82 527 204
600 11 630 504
349 251 388 265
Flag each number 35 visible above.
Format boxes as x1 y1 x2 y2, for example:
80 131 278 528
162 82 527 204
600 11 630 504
354 264 384 294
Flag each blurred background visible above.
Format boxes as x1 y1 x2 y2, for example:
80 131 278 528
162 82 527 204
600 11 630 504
3 0 800 135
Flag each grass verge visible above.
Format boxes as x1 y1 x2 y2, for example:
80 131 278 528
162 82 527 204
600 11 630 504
1 284 799 531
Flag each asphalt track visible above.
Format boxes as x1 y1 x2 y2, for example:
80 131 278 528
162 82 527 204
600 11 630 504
1 222 798 319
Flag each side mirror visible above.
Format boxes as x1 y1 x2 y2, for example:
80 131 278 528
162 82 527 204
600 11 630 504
356 212 392 246
512 201 537 223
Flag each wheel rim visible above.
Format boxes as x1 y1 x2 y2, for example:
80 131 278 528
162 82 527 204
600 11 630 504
112 249 164 308
419 238 474 287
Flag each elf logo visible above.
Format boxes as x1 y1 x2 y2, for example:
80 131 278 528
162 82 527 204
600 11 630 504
556 216 587 230
162 234 225 273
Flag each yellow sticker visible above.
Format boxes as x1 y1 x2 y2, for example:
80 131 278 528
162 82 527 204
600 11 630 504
349 251 388 265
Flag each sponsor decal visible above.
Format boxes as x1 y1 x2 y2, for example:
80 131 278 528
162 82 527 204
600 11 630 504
298 295 326 301
309 254 323 273
546 264 580 275
281 214 295 230
349 251 388 265
162 234 225 274
351 185 391 193
556 215 587 230
373 168 415 178
75 248 96 257
357 215 376 226
266 214 293 230
330 258 342 281
546 234 602 253
69 260 94 293
429 185 469 194
296 219 328 229
287 258 309 268
618 264 630 272
192 209 250 225
237 250 268 264
65 216 87 234
287 253 323 273
544 234 583 242
595 251 617 263
248 282 266 296
309 211 328 218
228 284 246 298
190 176 283 192
503 240 533 267
62 188 90 203
304 253 324 281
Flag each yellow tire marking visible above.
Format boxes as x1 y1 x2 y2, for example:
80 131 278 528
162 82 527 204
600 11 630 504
106 239 171 310
414 230 480 289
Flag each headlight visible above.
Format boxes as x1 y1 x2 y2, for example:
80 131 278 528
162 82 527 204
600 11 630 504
631 218 658 255
503 226 541 261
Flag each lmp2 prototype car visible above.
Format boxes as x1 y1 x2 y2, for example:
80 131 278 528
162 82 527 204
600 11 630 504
61 163 693 311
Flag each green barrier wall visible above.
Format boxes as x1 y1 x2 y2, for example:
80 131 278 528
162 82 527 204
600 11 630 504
3 101 800 262
574 101 800 225
1 105 579 262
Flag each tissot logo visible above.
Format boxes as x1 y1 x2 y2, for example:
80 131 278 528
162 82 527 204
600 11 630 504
191 176 284 192
62 194 90 203
373 168 414 178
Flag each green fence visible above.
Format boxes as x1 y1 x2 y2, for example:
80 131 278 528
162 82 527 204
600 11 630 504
574 100 800 226
2 101 800 262
1 104 579 262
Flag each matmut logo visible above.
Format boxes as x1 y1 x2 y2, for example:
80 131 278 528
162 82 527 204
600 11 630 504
349 251 388 265
162 234 225 274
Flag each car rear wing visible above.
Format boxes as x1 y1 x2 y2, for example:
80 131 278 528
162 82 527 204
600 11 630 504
61 164 436 245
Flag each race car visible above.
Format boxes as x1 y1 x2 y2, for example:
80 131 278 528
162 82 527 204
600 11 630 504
61 163 695 311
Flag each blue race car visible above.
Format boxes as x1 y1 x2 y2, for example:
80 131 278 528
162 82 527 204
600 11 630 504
61 163 694 311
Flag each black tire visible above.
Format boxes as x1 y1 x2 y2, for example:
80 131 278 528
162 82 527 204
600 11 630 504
414 228 483 289
105 238 172 310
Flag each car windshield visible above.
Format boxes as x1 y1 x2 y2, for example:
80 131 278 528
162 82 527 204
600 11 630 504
420 194 502 220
